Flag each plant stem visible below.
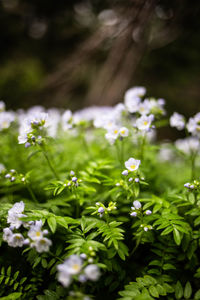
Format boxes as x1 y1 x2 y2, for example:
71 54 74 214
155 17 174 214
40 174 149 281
140 133 146 160
26 184 37 203
191 153 196 180
41 148 59 180
130 233 143 257
120 138 124 169
74 188 80 218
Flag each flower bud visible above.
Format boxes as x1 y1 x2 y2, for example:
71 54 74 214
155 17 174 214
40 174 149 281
133 200 142 209
130 212 137 217
72 176 77 182
25 142 31 148
122 170 128 176
98 207 104 214
146 210 152 215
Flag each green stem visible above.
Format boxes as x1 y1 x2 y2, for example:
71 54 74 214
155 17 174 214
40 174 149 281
26 184 37 203
130 232 143 257
120 138 124 169
74 188 80 218
42 149 59 180
191 153 196 180
115 141 122 168
140 133 146 160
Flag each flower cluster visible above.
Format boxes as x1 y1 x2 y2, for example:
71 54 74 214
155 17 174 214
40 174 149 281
3 201 52 252
105 126 129 145
95 201 117 218
66 170 82 188
3 168 28 184
124 87 165 116
57 254 100 288
18 112 48 147
175 137 200 155
130 200 152 232
187 112 200 137
184 180 200 191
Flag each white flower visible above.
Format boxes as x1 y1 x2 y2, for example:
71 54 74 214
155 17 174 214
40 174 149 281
124 87 146 108
18 133 28 144
138 99 150 115
31 237 52 253
57 255 84 287
175 137 200 155
7 201 26 229
125 157 141 172
124 87 146 113
148 98 165 115
62 255 83 275
57 268 72 287
187 113 200 136
3 227 13 242
61 110 73 131
29 112 48 128
8 233 24 247
105 127 120 145
135 114 154 131
0 111 15 131
46 108 60 137
28 220 46 241
119 127 129 137
125 97 141 113
170 112 185 130
84 264 100 281
8 201 25 214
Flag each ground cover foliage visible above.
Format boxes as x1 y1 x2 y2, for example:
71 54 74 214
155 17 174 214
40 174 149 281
0 88 200 299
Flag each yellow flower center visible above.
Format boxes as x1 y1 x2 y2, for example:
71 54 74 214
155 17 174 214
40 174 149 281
72 264 80 271
114 130 118 134
130 164 136 170
143 121 148 125
121 130 125 134
36 231 41 237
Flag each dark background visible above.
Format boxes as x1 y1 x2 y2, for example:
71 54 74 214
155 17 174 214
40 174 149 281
0 0 200 117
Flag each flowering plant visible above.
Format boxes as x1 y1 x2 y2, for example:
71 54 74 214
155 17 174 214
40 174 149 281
0 88 200 299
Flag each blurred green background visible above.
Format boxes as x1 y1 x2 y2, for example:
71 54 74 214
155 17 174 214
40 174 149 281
0 0 200 116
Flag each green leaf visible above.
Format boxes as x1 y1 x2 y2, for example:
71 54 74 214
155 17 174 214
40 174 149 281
184 281 192 299
6 266 11 276
41 258 48 268
160 226 173 236
175 281 183 299
0 293 22 300
149 285 159 298
194 289 200 299
173 227 181 245
162 263 176 270
47 216 57 233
